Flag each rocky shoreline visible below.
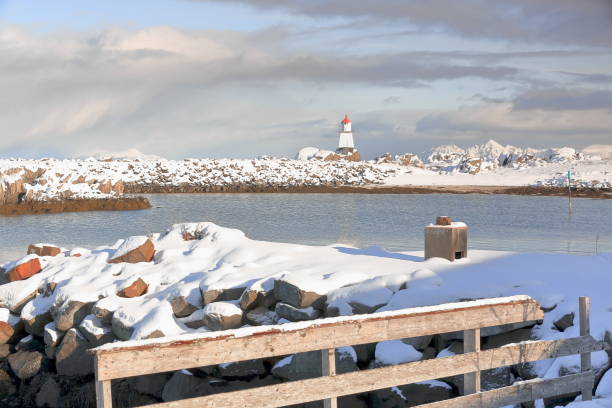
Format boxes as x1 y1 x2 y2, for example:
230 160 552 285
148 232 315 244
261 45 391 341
0 223 610 407
124 183 612 199
0 197 151 216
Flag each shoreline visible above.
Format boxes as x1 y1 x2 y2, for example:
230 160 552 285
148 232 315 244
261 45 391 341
125 183 612 199
0 196 151 216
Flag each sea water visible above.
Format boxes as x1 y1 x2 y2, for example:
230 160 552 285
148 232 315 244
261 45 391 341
1 193 610 263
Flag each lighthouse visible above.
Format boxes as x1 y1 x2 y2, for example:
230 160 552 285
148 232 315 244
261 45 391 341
337 114 355 154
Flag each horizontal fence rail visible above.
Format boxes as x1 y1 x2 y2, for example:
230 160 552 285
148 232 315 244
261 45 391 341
93 295 608 408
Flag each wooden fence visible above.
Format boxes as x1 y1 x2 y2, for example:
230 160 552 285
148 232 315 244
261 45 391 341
93 295 608 408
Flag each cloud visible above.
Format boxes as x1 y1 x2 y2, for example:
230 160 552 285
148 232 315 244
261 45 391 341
196 0 612 47
513 89 612 111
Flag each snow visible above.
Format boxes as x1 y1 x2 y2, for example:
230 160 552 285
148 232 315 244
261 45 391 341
375 340 422 365
111 236 149 260
1 140 610 203
597 369 612 398
203 301 242 317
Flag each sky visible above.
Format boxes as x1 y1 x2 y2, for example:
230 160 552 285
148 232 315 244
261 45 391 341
0 0 611 159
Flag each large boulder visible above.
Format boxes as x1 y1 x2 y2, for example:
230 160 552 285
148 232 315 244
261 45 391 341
275 302 320 322
79 314 115 347
274 278 325 309
271 347 358 381
27 244 62 257
7 256 42 282
8 350 44 380
0 315 24 345
108 237 155 264
21 301 53 338
202 302 243 331
117 278 148 298
55 328 93 376
53 300 93 331
170 295 200 318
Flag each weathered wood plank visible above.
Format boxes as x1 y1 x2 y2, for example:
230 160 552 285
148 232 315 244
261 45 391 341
322 348 337 408
96 297 543 380
579 296 592 401
137 336 605 408
463 328 481 395
95 380 112 408
416 372 594 408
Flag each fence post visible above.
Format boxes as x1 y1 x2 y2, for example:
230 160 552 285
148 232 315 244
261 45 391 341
579 296 592 401
95 354 113 408
322 348 337 408
463 328 481 395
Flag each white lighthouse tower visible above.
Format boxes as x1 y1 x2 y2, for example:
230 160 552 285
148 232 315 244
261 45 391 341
337 114 355 154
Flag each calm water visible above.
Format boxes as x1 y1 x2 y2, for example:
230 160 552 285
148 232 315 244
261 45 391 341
1 193 611 263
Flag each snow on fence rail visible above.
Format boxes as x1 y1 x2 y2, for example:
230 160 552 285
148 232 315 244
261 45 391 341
92 295 607 408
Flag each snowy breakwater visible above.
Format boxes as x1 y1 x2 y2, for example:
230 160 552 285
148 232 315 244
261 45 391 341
0 222 611 406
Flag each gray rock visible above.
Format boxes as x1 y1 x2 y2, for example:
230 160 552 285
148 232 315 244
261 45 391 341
482 328 534 350
91 302 114 325
218 359 267 378
162 371 213 402
0 343 11 358
55 328 93 376
0 368 16 397
271 348 358 381
401 335 433 351
36 376 60 408
79 314 115 347
23 310 53 338
8 350 44 380
111 314 134 341
275 302 320 322
371 381 454 407
245 307 278 326
54 300 93 331
202 287 247 305
127 372 171 399
482 366 515 391
353 343 376 365
202 302 243 331
45 345 56 359
43 322 64 347
553 312 575 332
274 279 325 309
170 295 200 318
239 289 276 311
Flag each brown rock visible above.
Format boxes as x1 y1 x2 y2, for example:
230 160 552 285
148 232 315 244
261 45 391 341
274 279 325 309
8 350 44 380
54 300 93 331
554 312 574 332
117 278 148 298
0 322 16 345
55 328 93 376
202 287 247 305
109 239 155 264
7 257 42 282
36 376 60 408
27 244 61 257
170 295 199 318
0 343 11 358
0 369 16 397
23 310 53 338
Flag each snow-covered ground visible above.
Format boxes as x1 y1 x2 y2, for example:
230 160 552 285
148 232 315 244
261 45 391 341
1 140 610 204
1 222 610 406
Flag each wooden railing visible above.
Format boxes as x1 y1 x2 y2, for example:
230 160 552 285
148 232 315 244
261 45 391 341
93 295 608 408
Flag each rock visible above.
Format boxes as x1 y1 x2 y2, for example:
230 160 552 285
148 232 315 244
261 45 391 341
203 302 243 331
79 314 115 347
325 300 353 317
0 343 11 358
111 314 135 340
372 380 454 407
0 319 22 345
127 372 171 399
43 322 64 348
202 287 247 305
245 306 278 326
22 305 53 338
401 335 433 351
275 302 320 322
112 379 159 407
480 321 536 337
271 347 358 381
53 300 93 331
91 301 115 325
482 366 515 391
45 345 56 359
353 342 376 366
7 257 42 282
8 350 44 380
218 359 267 378
55 328 93 376
108 238 155 264
239 278 276 311
35 376 60 408
482 328 534 350
16 334 43 351
170 295 199 318
274 279 325 309
27 244 61 257
162 371 214 402
0 368 16 397
117 278 148 298
553 312 574 332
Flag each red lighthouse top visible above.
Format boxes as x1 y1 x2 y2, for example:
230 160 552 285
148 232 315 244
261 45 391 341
341 114 351 124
